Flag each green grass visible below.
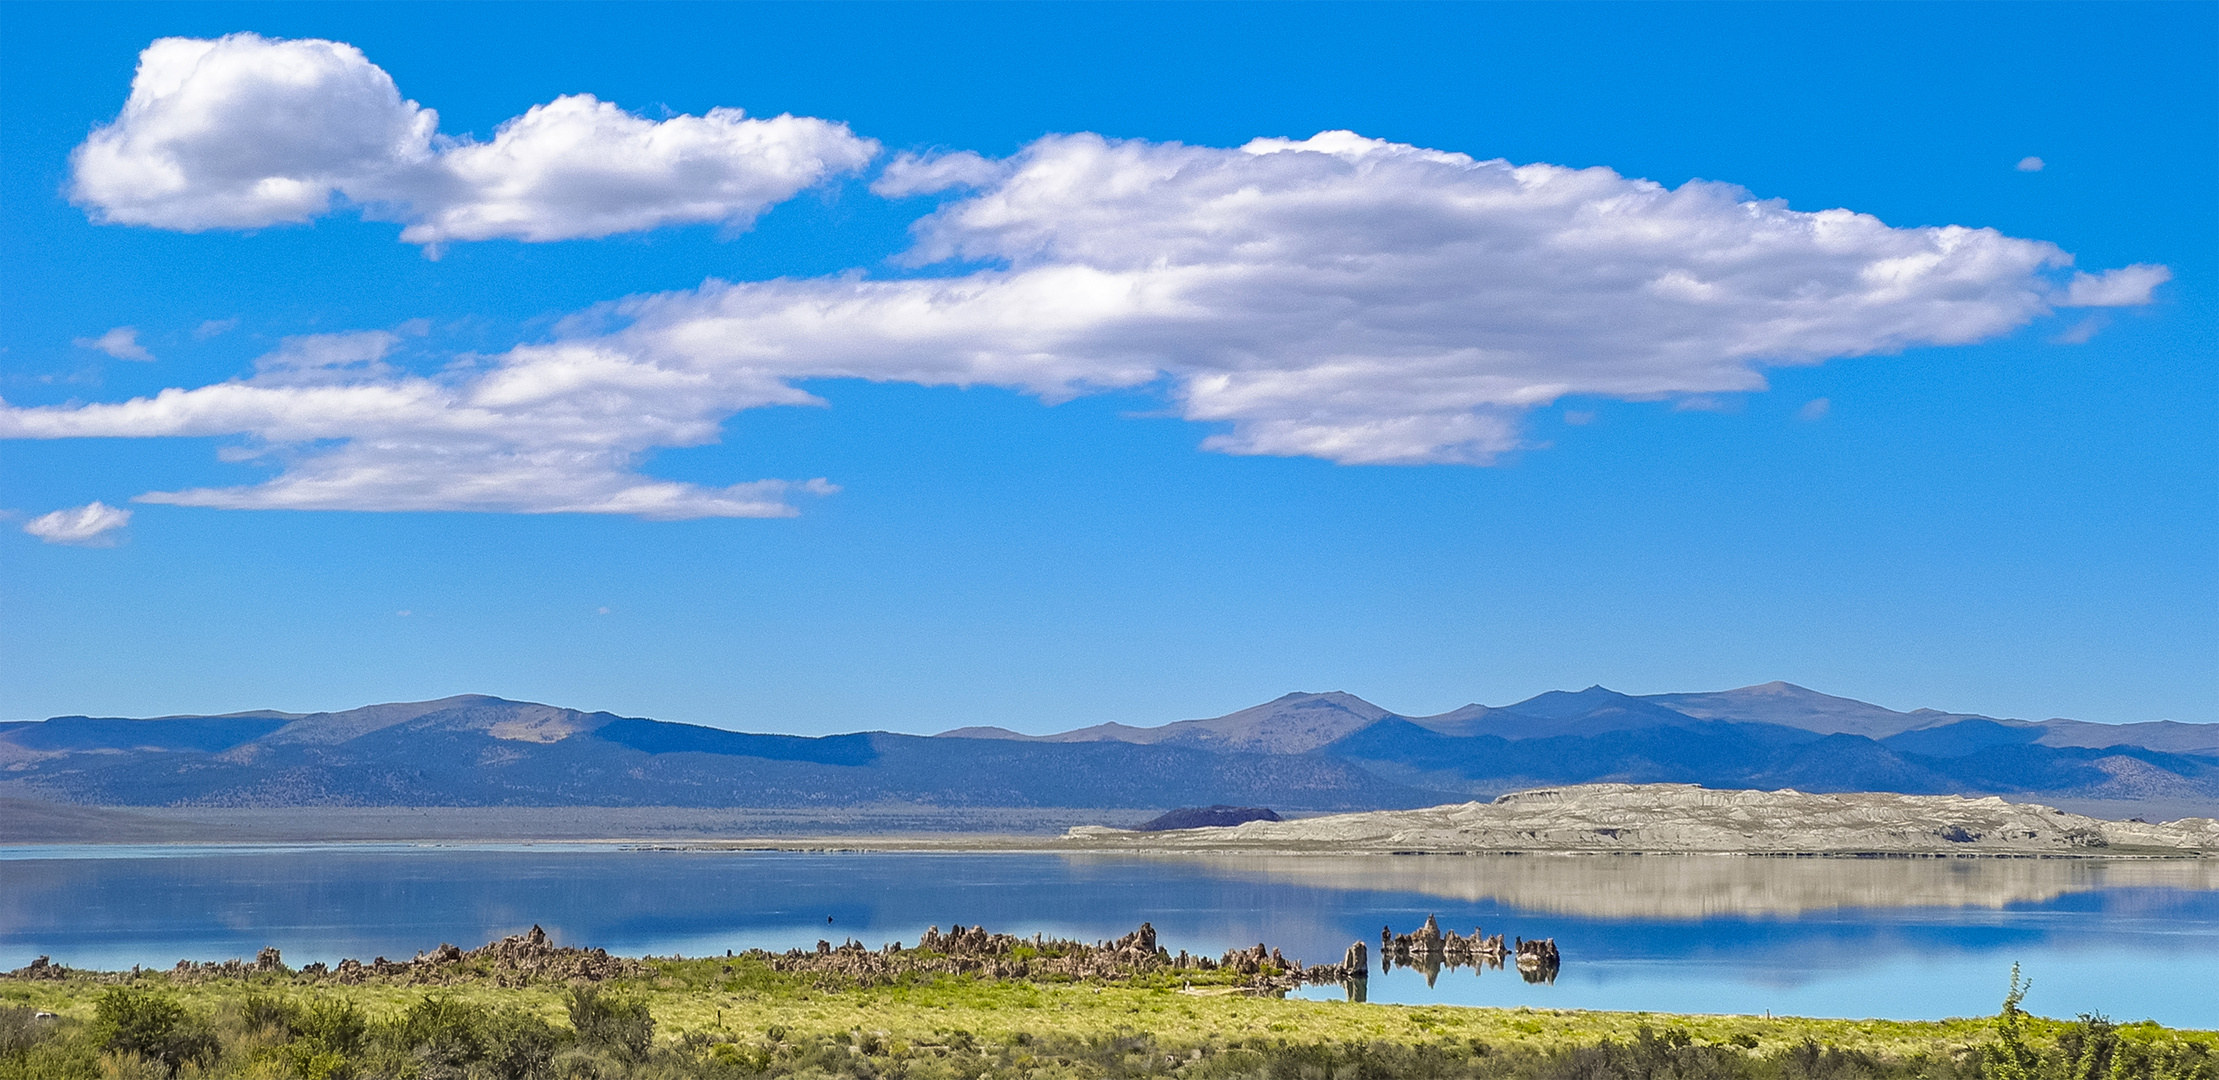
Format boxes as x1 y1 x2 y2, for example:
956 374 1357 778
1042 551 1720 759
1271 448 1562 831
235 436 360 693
3 958 2213 1080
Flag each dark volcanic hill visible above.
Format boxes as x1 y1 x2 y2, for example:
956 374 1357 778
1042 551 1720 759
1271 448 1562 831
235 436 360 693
4 685 2214 812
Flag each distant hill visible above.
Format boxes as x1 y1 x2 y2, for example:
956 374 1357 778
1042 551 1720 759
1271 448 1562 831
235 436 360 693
0 695 1430 811
938 691 1391 753
1136 805 1283 831
1642 681 1979 738
3 685 2214 815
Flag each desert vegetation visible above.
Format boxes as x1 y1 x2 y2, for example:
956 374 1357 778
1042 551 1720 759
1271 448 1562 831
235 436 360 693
2 943 2211 1080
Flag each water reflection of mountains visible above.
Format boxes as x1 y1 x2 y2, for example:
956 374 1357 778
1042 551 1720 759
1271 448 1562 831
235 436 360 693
1108 854 2219 919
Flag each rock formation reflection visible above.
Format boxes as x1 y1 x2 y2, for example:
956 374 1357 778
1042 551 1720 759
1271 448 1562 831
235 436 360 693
1125 854 2219 919
1375 915 1559 986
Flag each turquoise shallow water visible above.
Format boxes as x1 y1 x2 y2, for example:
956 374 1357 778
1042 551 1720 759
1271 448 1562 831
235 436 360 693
1 846 2212 1027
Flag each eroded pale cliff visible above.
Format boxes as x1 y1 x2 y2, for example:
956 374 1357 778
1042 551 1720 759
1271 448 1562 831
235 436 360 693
1061 783 2219 856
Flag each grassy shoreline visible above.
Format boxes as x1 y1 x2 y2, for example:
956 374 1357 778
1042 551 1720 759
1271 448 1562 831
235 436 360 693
5 943 2214 1080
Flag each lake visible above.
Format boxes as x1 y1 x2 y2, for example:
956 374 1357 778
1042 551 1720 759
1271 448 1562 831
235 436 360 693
2 846 2213 1027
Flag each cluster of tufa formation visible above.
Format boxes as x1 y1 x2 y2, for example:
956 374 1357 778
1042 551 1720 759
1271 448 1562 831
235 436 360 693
6 922 1558 994
749 922 1368 991
163 947 293 981
163 926 641 986
5 957 70 981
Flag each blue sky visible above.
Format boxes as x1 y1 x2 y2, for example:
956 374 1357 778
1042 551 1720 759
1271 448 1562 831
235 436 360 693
2 2 2212 732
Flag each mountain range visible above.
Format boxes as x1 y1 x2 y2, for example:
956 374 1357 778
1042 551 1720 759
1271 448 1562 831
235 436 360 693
2 682 2214 813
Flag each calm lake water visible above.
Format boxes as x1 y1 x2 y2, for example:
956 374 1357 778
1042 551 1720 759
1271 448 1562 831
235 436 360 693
2 846 2213 1027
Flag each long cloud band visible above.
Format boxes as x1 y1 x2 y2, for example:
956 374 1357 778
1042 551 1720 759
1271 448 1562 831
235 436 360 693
10 35 2173 521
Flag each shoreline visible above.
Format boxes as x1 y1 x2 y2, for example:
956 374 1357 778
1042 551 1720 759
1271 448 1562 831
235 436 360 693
7 784 2218 857
7 834 2217 859
5 928 2215 1043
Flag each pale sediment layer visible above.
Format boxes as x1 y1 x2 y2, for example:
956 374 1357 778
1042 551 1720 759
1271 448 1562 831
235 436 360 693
1060 784 2219 856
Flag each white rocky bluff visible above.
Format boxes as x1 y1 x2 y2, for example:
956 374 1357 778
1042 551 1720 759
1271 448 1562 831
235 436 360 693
1064 784 2219 855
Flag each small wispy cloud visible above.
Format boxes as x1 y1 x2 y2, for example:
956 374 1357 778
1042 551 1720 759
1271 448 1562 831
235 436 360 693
2061 265 2171 307
2053 314 2111 345
1673 396 1737 413
23 501 133 546
2016 156 2045 173
251 330 400 385
74 327 154 361
872 150 1007 197
195 318 239 339
1798 398 1831 421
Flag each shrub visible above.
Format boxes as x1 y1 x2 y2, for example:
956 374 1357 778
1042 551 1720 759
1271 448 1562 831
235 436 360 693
265 997 370 1080
90 989 213 1076
0 1009 55 1058
1982 966 2041 1080
480 1006 563 1080
2055 1014 2117 1080
372 994 563 1080
567 987 653 1061
94 1051 166 1080
294 997 370 1059
236 994 301 1036
396 994 490 1077
1782 1039 1889 1080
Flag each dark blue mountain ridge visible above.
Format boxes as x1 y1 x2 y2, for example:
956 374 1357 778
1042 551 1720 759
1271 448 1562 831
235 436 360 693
594 719 881 766
2 715 296 754
1320 718 1965 796
967 682 2219 755
1880 719 2044 759
1487 686 1674 721
1322 711 2217 802
1 686 2213 810
1404 687 1715 740
0 696 1431 810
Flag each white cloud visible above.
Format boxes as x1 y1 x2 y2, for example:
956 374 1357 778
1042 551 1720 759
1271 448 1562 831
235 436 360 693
2053 314 2110 345
140 447 835 519
1798 397 1832 421
195 318 239 339
71 36 434 231
1673 396 1738 414
4 130 2170 517
400 95 875 244
568 131 2149 466
871 150 1007 197
74 327 154 361
2017 156 2045 172
23 501 133 546
70 33 876 245
250 330 400 385
2060 264 2171 307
